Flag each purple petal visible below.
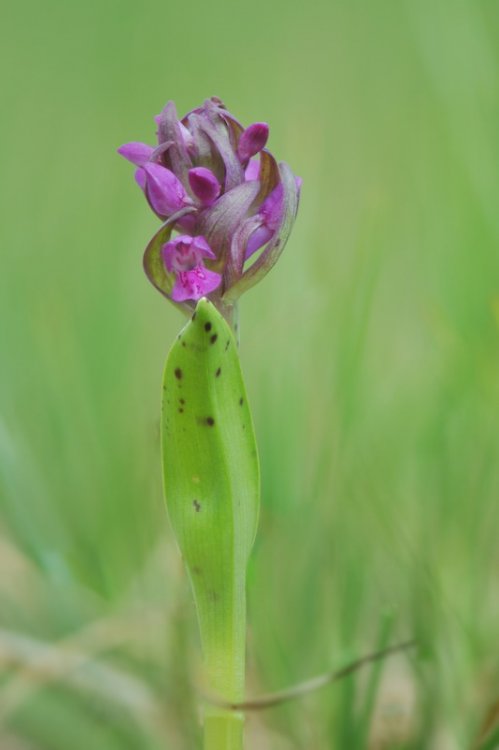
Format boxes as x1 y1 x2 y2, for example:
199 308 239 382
199 180 261 251
245 225 273 259
162 235 217 274
192 235 217 259
162 239 183 273
179 121 195 151
237 123 269 161
135 167 146 190
176 213 197 233
261 184 284 230
171 266 221 302
244 158 261 181
156 101 192 180
188 167 221 205
142 163 190 217
192 109 245 191
150 140 174 162
183 112 215 165
117 142 154 167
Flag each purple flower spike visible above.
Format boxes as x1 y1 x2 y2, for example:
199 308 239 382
162 235 221 302
237 123 269 162
188 167 221 205
141 163 190 217
117 142 154 166
118 97 300 311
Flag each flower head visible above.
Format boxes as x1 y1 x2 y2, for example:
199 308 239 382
118 97 300 311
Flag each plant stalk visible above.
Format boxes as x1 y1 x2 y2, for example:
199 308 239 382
204 711 244 750
161 300 258 750
197 568 246 750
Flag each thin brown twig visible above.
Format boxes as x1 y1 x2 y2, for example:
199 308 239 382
204 639 417 712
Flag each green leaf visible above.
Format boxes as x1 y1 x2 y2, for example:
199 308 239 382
161 298 260 704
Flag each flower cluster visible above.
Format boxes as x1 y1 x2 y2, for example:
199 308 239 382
118 97 300 312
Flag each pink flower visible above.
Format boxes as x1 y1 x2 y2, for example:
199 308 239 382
162 235 221 302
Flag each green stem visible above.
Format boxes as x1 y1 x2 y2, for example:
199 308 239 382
204 711 244 750
194 570 246 750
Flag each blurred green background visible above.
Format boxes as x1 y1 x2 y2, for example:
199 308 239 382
1 0 499 747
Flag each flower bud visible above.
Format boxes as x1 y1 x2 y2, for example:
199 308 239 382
188 167 221 205
117 141 154 166
237 122 269 162
141 163 190 218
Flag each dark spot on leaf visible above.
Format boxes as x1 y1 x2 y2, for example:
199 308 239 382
192 566 201 575
225 339 230 351
275 239 281 248
197 416 215 427
239 397 244 406
215 367 221 377
174 367 183 380
180 398 185 405
181 341 186 348
210 334 218 344
178 408 184 414
193 499 201 512
204 322 212 332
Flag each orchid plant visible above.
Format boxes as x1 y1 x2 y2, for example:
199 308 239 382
118 97 300 750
